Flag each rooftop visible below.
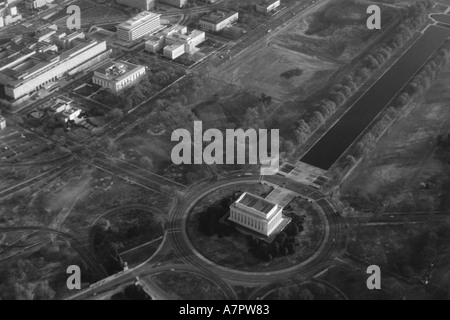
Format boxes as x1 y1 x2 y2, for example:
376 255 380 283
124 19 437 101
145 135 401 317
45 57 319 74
94 60 144 81
200 9 237 25
258 0 280 6
236 192 278 215
118 11 161 30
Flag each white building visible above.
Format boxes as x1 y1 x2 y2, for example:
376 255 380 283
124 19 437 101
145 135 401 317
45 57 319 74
145 34 165 53
93 60 146 92
229 192 286 237
159 0 187 8
61 106 81 123
116 0 155 11
199 9 238 32
163 42 185 60
0 116 5 130
49 97 72 113
117 11 161 42
48 98 81 123
256 0 280 13
145 25 205 59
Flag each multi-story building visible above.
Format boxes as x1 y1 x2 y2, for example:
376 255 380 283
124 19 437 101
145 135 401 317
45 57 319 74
163 42 185 60
229 192 286 237
0 27 108 100
145 24 205 59
0 116 5 130
166 29 205 54
116 11 161 42
49 97 81 123
116 0 155 11
144 34 165 53
255 0 280 13
25 0 54 10
159 0 187 8
199 9 238 32
0 5 21 27
92 60 146 92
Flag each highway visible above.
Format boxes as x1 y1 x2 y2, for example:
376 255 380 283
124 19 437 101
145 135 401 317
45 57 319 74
0 226 106 279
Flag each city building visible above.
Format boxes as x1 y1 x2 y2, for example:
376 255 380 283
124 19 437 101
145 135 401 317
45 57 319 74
116 0 155 11
199 9 238 32
49 97 72 113
49 97 81 123
117 11 161 42
145 24 205 59
159 0 187 8
255 0 280 13
229 192 287 237
92 60 146 92
0 5 21 27
163 42 185 60
144 34 166 53
0 26 108 100
61 106 82 123
0 116 5 130
25 0 55 10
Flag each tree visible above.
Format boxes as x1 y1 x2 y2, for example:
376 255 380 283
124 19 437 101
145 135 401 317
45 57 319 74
34 281 55 300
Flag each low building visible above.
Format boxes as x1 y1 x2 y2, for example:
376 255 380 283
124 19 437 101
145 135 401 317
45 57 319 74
229 192 287 237
159 0 187 8
145 24 205 59
0 116 5 130
116 0 155 11
145 34 165 53
49 97 72 113
256 0 280 13
92 60 146 92
61 106 81 123
48 97 81 123
199 9 238 32
163 42 185 60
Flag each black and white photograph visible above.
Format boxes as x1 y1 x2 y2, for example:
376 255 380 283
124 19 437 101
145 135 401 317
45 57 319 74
0 0 449 306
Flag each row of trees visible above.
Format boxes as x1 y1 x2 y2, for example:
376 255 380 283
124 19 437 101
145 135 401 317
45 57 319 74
336 41 450 176
286 0 431 153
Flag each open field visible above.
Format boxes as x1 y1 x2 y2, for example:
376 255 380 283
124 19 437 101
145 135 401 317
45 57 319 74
264 280 344 300
347 222 450 279
110 75 262 183
341 63 450 213
207 0 399 101
320 265 409 300
151 271 227 300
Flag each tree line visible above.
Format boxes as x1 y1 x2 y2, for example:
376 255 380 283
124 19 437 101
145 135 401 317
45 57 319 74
283 0 432 156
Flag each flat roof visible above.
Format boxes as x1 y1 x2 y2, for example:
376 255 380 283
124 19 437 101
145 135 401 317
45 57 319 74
258 0 280 6
237 192 277 215
200 9 237 25
118 11 160 30
94 59 144 81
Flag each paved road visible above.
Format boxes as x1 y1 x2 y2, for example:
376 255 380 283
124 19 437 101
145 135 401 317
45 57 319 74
68 173 346 299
